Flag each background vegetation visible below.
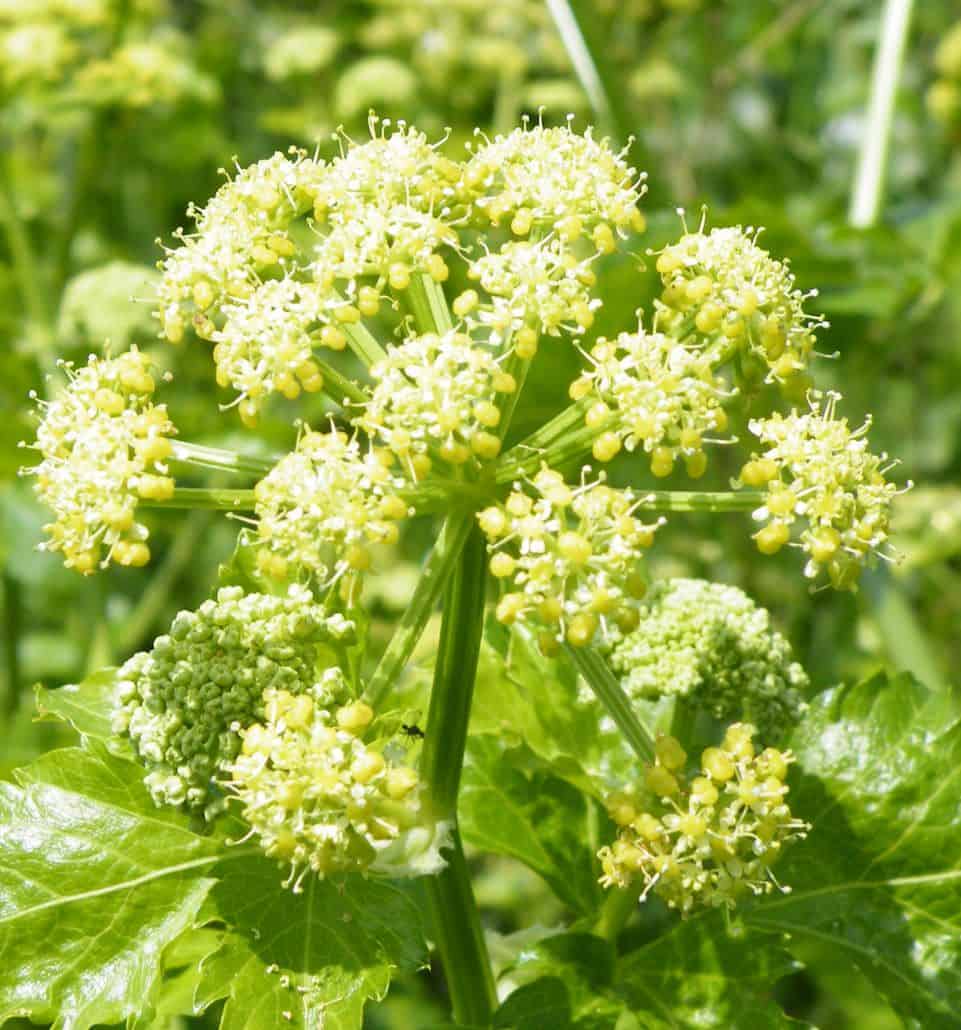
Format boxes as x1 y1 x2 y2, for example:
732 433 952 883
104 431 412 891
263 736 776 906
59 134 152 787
2 1 959 1026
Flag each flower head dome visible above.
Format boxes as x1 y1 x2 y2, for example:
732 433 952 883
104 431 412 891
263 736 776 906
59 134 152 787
598 725 809 913
464 238 599 345
739 391 904 590
479 467 663 651
229 684 448 890
359 329 514 470
111 585 354 815
253 427 410 593
22 347 176 574
569 328 730 476
461 120 646 247
655 223 826 383
609 578 809 741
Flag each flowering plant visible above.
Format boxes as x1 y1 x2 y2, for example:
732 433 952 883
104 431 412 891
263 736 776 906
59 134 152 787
3 116 958 1030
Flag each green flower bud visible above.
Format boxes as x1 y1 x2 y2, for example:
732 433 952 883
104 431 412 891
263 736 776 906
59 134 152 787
609 578 810 741
112 586 354 815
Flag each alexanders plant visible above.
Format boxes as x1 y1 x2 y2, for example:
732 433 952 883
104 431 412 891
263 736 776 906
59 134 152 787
5 117 957 1030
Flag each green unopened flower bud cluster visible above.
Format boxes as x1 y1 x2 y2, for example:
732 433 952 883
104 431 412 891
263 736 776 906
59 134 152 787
359 329 515 470
479 467 662 651
609 578 809 741
229 685 448 889
22 347 176 574
253 428 410 594
738 391 902 590
569 328 730 476
598 726 809 913
112 585 354 814
655 224 825 385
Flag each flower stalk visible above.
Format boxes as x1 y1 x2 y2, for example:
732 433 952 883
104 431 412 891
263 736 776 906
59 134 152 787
422 524 496 1025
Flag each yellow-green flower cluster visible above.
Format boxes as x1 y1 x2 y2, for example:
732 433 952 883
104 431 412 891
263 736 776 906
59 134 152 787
479 468 662 650
210 277 328 418
655 225 824 383
461 121 646 247
569 328 729 475
927 21 961 128
314 119 461 286
229 685 448 889
22 347 176 574
157 124 462 418
464 239 599 345
156 149 325 351
253 428 410 592
359 329 514 470
609 579 809 741
739 391 903 590
598 726 808 913
112 586 354 815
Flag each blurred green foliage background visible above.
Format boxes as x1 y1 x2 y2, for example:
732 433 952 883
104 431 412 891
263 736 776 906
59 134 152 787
1 1 959 1026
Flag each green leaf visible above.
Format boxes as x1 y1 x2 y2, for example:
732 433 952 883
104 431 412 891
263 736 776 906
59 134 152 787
746 671 961 1027
498 933 628 1029
0 746 222 1029
195 854 429 1030
34 667 119 743
616 911 802 1029
471 624 636 797
460 736 606 915
494 977 571 1029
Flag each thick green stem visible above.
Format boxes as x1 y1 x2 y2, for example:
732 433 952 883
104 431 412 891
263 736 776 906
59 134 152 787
407 274 453 334
422 525 496 1025
140 487 255 511
365 509 475 707
170 441 274 477
426 832 497 1026
421 525 487 812
595 881 642 942
564 645 655 763
311 357 369 408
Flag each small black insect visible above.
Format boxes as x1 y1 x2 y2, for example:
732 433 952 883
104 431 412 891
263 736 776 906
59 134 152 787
401 722 425 740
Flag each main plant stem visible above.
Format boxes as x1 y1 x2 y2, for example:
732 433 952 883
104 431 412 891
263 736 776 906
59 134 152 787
422 526 497 1026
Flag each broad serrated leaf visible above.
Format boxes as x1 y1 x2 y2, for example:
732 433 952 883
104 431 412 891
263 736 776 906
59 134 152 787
195 854 429 1030
0 746 222 1029
460 736 606 915
35 667 119 743
616 911 803 1029
746 671 961 1027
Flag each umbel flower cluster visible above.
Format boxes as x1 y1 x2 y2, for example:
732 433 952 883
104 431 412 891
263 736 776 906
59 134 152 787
22 348 176 574
112 585 444 881
609 578 810 742
22 117 907 903
230 686 447 889
599 726 809 913
112 586 355 813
